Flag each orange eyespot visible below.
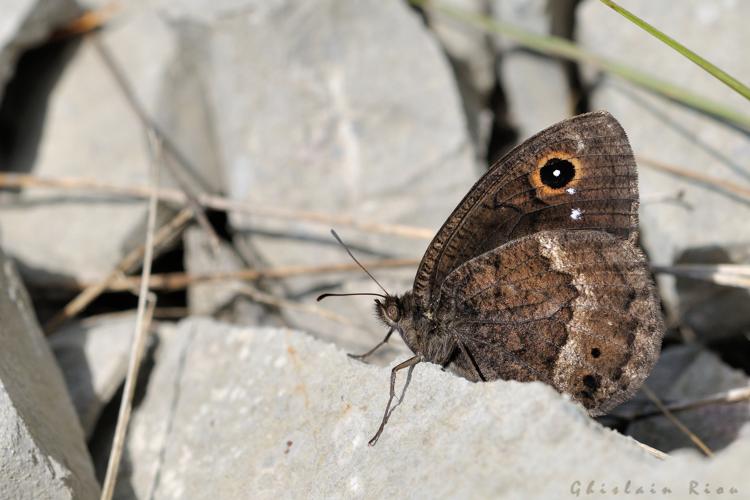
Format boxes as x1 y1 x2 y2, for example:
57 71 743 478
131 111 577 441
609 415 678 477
529 152 582 200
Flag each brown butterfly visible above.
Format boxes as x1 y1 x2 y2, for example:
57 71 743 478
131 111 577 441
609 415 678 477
320 111 664 445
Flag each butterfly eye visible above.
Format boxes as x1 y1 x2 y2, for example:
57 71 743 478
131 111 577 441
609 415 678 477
540 158 575 188
386 304 400 322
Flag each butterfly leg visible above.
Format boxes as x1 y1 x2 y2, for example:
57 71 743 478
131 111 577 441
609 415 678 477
348 328 394 361
368 354 422 446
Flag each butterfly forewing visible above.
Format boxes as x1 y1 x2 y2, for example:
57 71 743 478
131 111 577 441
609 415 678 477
413 111 638 312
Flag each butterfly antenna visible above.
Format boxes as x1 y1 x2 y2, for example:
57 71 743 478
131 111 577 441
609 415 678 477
316 292 388 302
329 229 390 297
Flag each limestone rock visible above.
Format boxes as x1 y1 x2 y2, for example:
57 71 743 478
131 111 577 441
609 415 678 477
0 0 219 285
183 226 284 326
162 0 478 350
49 313 137 438
0 249 99 499
672 244 750 342
183 226 246 316
117 318 750 499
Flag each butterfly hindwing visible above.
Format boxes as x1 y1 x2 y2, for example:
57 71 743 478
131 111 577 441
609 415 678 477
433 229 663 414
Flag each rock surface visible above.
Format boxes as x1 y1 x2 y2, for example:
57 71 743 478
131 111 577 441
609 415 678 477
183 226 245 317
0 15 154 283
577 0 750 335
117 318 750 499
162 0 479 350
0 0 220 285
672 244 750 342
182 226 284 325
0 249 99 499
49 313 137 438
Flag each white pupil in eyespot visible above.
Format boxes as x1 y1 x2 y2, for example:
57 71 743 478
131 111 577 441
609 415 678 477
553 169 561 177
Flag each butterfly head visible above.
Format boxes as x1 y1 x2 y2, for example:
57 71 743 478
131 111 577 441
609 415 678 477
374 295 403 326
374 292 424 353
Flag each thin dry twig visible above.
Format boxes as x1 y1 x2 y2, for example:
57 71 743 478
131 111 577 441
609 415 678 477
641 384 714 458
90 35 222 254
638 155 750 200
0 173 434 239
100 131 162 500
665 385 750 413
653 264 750 288
634 441 668 460
42 207 193 334
630 385 750 419
52 1 120 39
51 258 419 292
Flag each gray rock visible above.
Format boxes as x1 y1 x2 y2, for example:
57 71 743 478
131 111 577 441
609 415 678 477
0 0 220 285
626 345 750 453
117 318 750 499
577 0 750 337
161 0 478 351
183 226 284 326
48 313 137 438
0 249 99 499
0 0 78 99
183 226 246 316
673 244 750 341
492 0 572 144
0 13 154 283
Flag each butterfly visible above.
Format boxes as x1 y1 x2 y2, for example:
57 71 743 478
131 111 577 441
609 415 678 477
320 111 664 445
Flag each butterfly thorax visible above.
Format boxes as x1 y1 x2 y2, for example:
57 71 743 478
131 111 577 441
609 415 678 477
375 292 455 364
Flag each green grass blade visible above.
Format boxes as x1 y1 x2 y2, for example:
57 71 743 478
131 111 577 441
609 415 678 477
411 0 750 131
600 0 750 101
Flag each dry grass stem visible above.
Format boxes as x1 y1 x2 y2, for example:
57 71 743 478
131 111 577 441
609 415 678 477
641 385 715 458
632 385 750 419
100 131 162 500
653 264 750 288
0 173 434 239
634 441 668 460
42 208 193 334
638 155 750 200
52 2 120 39
52 258 419 292
91 35 222 254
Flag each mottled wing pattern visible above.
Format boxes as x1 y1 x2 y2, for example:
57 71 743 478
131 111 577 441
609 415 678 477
435 230 663 415
413 111 638 312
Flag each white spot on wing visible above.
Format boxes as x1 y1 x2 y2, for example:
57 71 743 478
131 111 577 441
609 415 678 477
566 187 576 195
573 132 585 153
570 208 583 220
553 169 561 177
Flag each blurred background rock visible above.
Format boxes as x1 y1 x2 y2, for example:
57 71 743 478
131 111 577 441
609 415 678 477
0 1 748 498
